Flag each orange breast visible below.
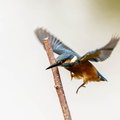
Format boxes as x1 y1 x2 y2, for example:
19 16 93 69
65 61 100 82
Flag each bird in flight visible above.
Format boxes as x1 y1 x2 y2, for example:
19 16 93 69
35 28 119 93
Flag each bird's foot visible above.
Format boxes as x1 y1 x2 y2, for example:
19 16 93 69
70 72 74 80
76 83 86 94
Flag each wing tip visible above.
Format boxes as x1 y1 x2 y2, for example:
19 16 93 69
34 27 47 35
35 27 52 42
111 34 120 42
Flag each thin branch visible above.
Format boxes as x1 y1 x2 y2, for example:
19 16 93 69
43 38 72 120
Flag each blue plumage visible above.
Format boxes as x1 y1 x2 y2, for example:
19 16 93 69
35 28 119 93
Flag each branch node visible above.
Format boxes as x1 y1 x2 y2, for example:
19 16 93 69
54 84 62 89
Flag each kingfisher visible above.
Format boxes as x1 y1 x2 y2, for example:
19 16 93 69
35 28 119 93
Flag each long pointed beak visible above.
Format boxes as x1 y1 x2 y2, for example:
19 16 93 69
46 62 61 70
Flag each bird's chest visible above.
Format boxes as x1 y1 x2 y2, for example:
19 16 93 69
65 63 81 73
65 61 97 77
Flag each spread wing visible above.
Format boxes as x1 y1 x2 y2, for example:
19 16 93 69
35 28 80 57
80 36 119 62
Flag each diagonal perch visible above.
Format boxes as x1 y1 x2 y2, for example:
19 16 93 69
42 38 72 120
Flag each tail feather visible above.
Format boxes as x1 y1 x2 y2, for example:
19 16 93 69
97 71 107 81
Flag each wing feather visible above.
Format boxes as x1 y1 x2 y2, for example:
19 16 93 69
35 28 80 57
80 36 120 62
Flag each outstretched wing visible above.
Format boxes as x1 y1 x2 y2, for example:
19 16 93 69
80 36 119 62
35 28 80 57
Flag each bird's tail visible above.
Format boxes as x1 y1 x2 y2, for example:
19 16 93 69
97 71 107 81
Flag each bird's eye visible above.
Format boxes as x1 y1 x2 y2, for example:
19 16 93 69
57 61 63 64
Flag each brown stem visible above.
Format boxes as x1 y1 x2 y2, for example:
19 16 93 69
43 38 72 120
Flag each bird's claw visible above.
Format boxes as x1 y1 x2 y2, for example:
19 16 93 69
70 72 74 80
76 84 86 94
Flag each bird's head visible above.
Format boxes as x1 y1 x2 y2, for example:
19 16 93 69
46 54 79 70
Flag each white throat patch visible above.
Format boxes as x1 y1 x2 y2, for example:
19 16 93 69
70 56 77 63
